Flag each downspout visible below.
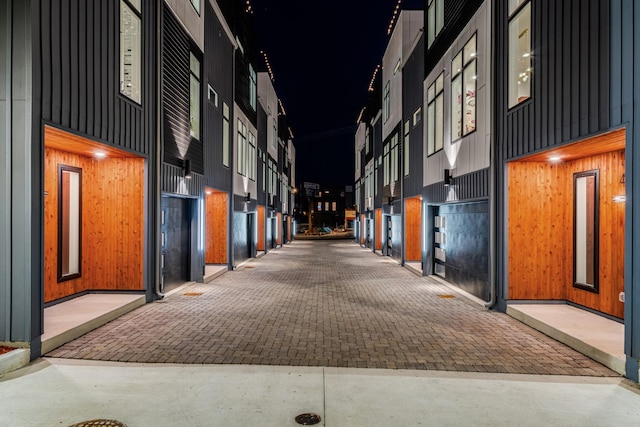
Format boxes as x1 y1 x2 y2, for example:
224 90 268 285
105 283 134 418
228 48 235 270
154 1 164 299
485 1 496 310
400 125 405 267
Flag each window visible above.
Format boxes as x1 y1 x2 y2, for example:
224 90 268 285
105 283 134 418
190 52 200 140
249 65 257 111
332 202 337 211
237 119 247 176
248 132 256 181
383 81 391 123
365 126 371 155
58 165 82 282
508 1 531 108
222 103 230 167
189 0 200 14
261 151 266 191
413 106 422 127
451 34 477 141
325 202 330 212
120 0 141 103
427 73 444 156
427 0 444 48
383 142 390 185
208 84 218 107
391 134 399 182
272 118 278 149
404 120 410 177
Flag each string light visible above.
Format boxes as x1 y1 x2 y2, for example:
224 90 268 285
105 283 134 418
261 50 276 82
245 0 253 14
278 98 287 116
387 0 402 35
368 64 381 92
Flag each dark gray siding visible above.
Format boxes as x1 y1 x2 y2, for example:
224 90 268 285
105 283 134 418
257 104 267 204
37 0 154 154
163 4 204 174
204 2 233 190
496 0 611 161
403 34 425 198
424 169 490 203
610 0 640 382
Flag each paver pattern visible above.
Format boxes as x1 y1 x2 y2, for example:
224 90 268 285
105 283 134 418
48 240 616 376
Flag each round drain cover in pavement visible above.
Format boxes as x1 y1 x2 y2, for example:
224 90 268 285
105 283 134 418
68 420 127 427
295 413 321 425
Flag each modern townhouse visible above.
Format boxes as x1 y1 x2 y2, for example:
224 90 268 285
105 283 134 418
257 69 278 253
422 0 491 302
160 0 207 293
203 0 236 273
380 10 423 262
494 0 640 381
218 0 260 267
355 68 382 250
2 0 159 359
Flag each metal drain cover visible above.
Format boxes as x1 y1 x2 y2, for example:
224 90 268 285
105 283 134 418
68 420 127 427
295 413 321 425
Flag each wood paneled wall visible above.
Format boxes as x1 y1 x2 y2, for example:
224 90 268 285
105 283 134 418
360 214 365 245
257 205 265 252
508 149 625 318
405 197 422 261
44 148 144 302
205 191 228 264
277 213 282 245
376 209 383 251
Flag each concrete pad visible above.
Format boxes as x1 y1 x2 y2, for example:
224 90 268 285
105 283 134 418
507 304 625 375
42 294 146 354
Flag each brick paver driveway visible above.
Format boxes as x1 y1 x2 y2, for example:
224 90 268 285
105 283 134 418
48 240 616 376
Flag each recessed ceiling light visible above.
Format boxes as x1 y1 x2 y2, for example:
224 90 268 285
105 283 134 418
94 151 106 159
549 156 562 162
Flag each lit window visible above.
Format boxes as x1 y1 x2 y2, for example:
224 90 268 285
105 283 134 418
508 2 531 108
237 119 247 176
208 84 218 108
413 106 422 127
383 81 391 123
249 65 257 111
427 0 444 48
404 120 410 177
190 52 200 140
58 165 82 282
120 0 141 104
451 34 477 140
248 132 256 181
189 0 200 14
427 72 444 156
222 103 230 167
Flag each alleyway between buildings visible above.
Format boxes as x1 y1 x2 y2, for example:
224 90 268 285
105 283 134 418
48 240 613 376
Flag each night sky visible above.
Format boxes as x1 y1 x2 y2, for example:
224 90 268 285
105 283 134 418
252 0 423 188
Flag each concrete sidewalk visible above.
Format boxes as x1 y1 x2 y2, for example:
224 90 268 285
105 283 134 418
1 358 639 427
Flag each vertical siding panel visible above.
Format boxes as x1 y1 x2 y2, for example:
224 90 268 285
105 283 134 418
107 1 115 143
51 0 62 124
554 0 563 142
545 0 554 144
70 0 79 130
86 0 94 134
579 0 589 136
599 0 610 129
60 0 70 127
561 0 571 141
78 0 87 134
533 0 543 151
93 4 101 137
570 0 580 138
101 0 109 141
588 0 599 134
41 1 52 121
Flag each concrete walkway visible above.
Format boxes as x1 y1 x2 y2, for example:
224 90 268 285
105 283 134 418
1 358 639 426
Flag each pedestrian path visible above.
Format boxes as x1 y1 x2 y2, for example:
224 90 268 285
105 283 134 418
1 358 639 427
